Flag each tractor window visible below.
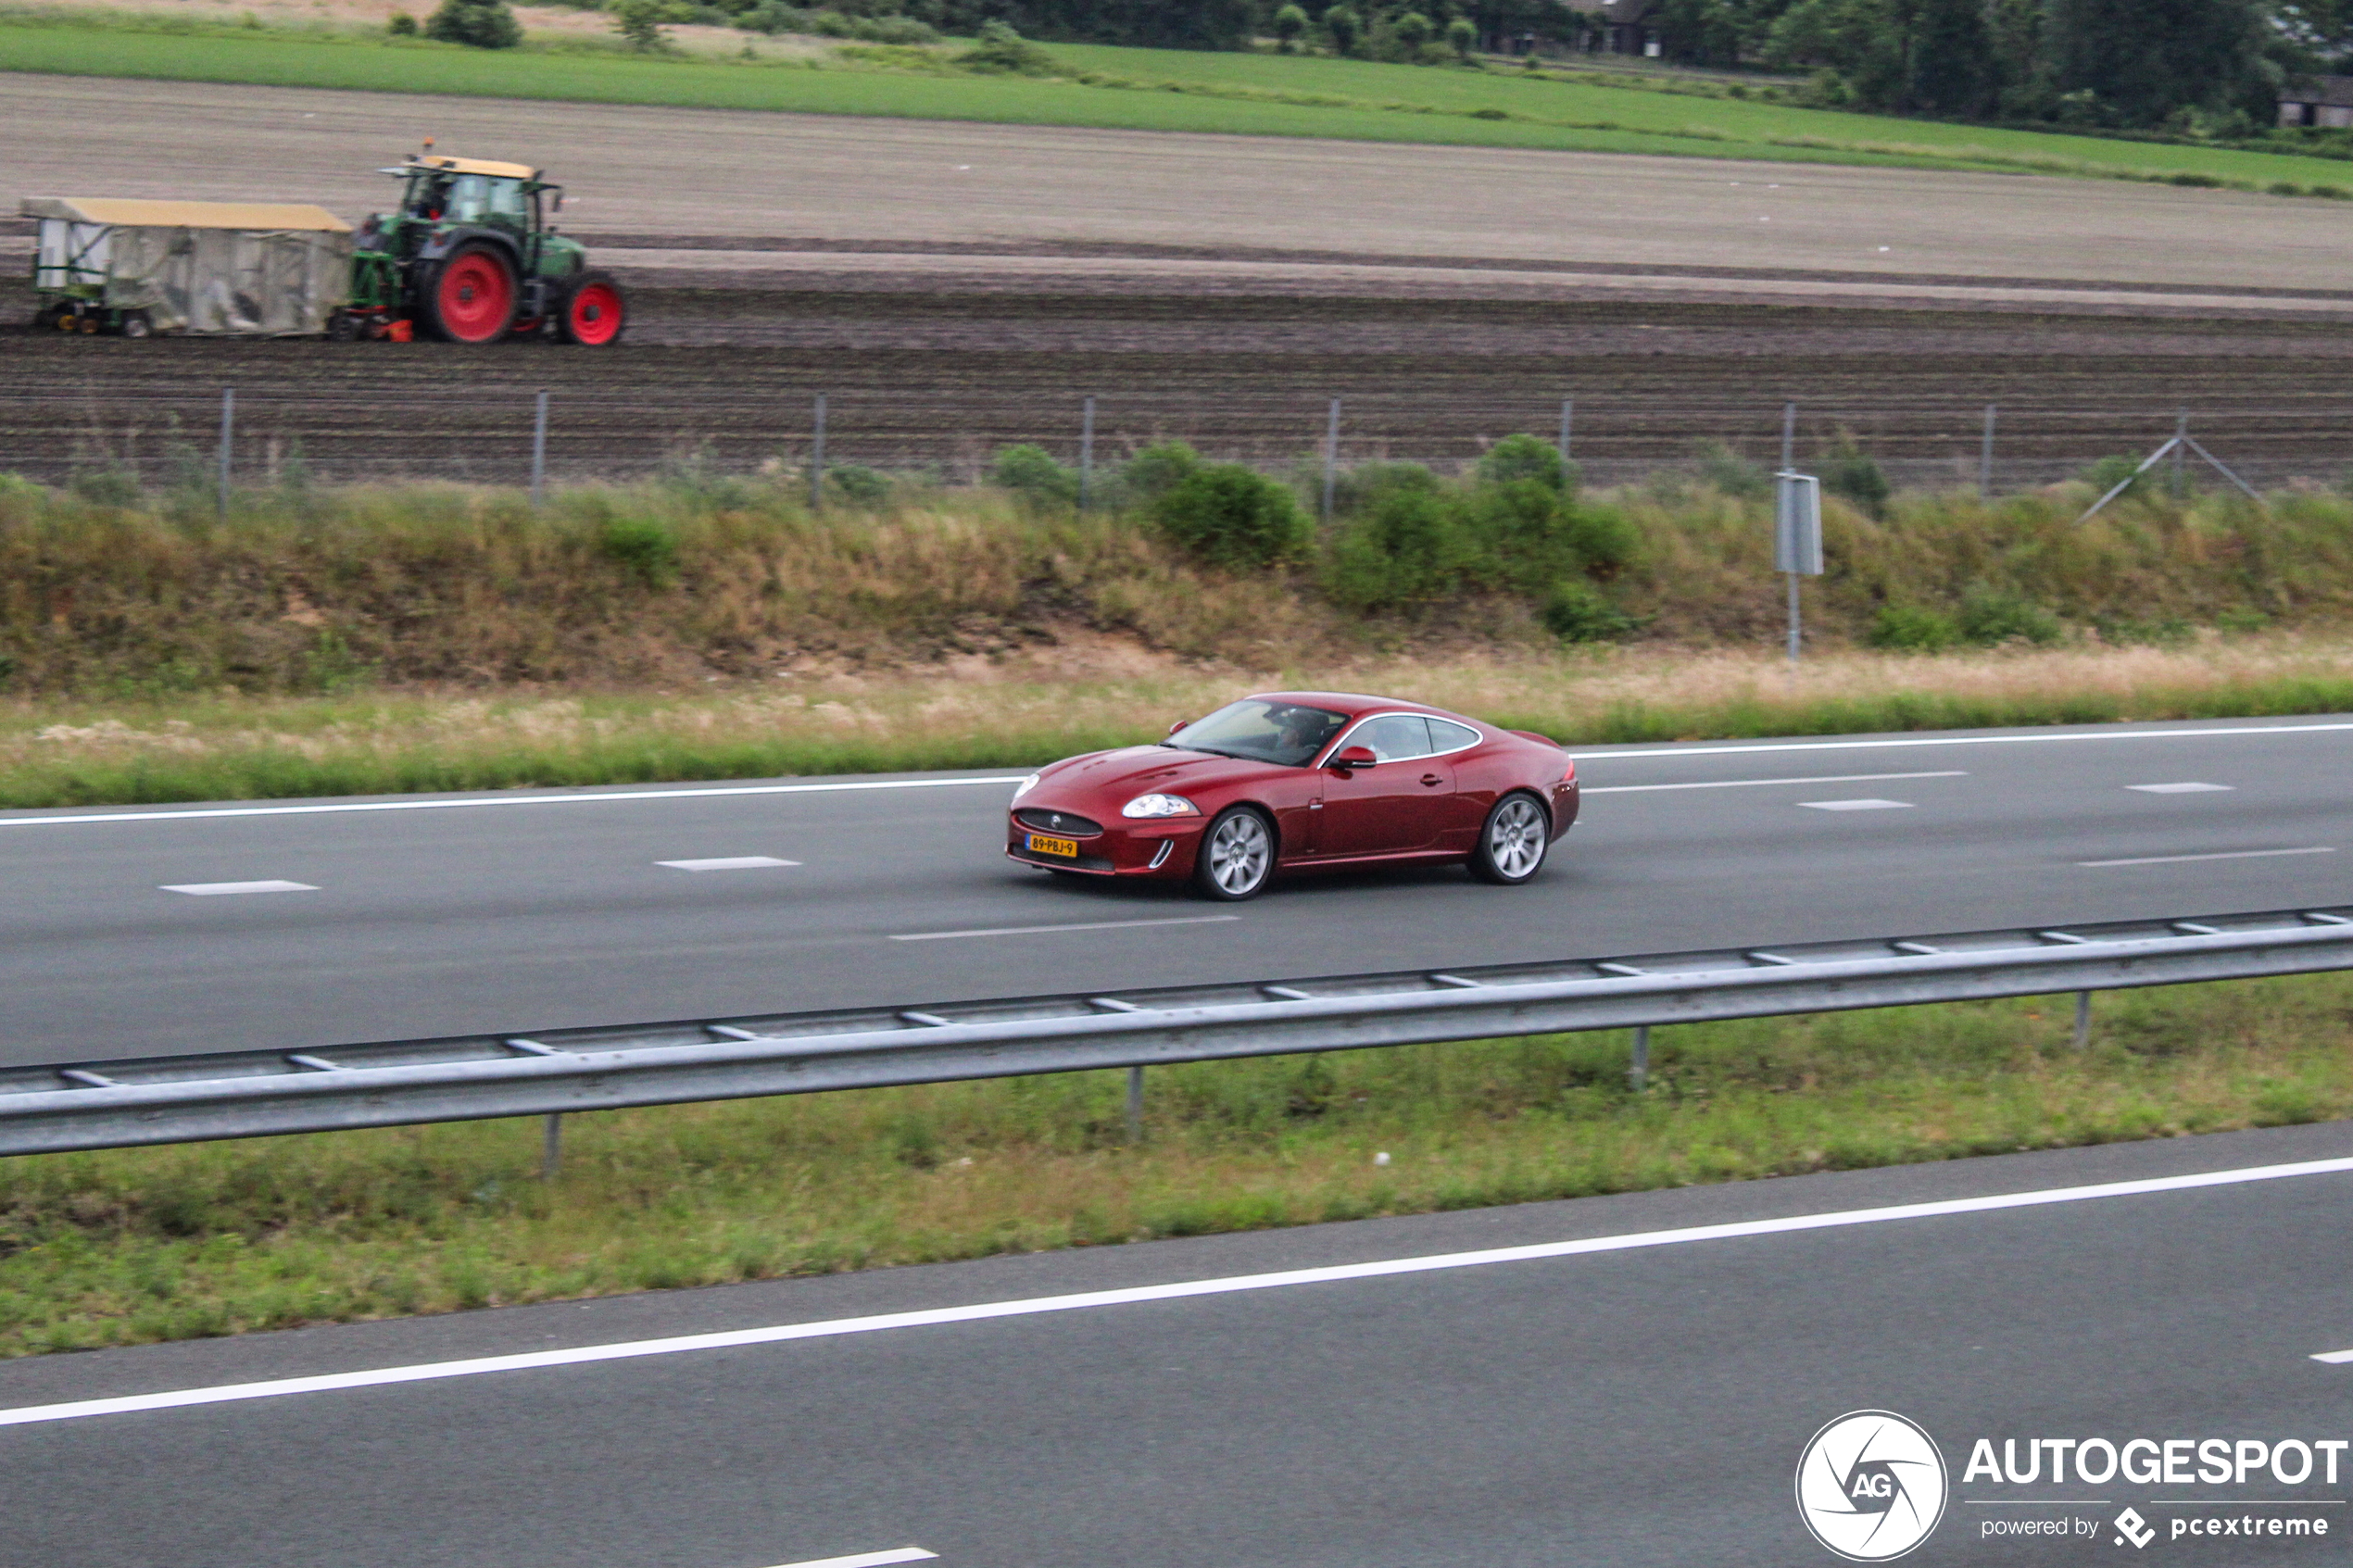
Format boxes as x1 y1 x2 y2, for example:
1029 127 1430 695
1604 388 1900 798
445 175 529 228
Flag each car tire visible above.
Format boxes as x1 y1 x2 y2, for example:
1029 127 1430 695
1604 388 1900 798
1192 807 1275 901
1470 792 1551 885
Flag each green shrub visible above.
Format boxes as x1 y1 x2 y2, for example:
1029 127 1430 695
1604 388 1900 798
1474 433 1573 494
1152 465 1312 571
598 516 679 587
2081 454 2150 501
1320 480 1471 609
610 0 686 49
1445 14 1476 56
958 19 1057 72
1820 430 1891 520
1868 604 1959 651
2216 606 2273 634
1272 2 1309 49
386 10 418 33
424 0 522 48
1692 440 1771 500
1564 502 1639 574
1120 442 1202 503
69 469 142 508
1327 459 1440 519
988 445 1079 507
824 464 892 507
1957 585 2063 646
1322 3 1362 54
1540 581 1639 643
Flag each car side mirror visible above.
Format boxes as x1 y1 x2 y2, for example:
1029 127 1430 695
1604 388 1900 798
1331 746 1378 771
1168 720 1189 736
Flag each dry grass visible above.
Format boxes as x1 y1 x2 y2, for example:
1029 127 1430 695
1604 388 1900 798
2 976 2346 1356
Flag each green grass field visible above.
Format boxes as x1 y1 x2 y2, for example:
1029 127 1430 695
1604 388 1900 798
7 18 2353 190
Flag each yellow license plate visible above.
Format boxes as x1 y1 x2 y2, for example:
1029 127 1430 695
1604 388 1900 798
1026 833 1079 859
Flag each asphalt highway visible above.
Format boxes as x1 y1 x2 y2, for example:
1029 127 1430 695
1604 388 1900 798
7 1122 2353 1567
0 714 2347 1068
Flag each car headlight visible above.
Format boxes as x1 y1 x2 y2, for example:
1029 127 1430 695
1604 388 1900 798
1013 773 1040 800
1122 793 1200 819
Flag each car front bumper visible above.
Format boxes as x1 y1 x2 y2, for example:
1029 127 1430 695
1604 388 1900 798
1006 813 1202 878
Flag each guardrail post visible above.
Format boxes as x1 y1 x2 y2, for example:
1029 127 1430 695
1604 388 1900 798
541 1111 562 1176
1079 395 1096 512
530 389 549 510
2073 991 2092 1049
1629 1024 1649 1091
1125 1065 1144 1143
216 387 234 521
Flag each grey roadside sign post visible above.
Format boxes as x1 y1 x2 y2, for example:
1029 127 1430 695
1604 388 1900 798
1774 469 1823 666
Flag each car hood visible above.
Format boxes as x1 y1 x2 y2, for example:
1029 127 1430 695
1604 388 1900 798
1034 745 1282 801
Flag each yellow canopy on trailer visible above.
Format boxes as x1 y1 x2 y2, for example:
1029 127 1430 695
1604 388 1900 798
19 197 352 232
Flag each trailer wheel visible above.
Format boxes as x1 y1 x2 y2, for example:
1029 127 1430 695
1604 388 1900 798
119 311 153 340
420 243 519 345
33 302 73 332
557 271 626 346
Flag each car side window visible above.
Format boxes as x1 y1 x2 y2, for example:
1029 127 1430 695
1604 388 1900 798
1427 719 1481 752
1348 715 1434 761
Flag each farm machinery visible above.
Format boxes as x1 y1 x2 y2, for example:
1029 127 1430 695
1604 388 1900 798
24 145 626 345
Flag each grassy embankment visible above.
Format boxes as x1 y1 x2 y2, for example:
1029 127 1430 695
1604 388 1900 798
7 11 2353 192
4 976 2348 1357
0 464 2347 804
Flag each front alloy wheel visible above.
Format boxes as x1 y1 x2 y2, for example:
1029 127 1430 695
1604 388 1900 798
1471 793 1550 885
1193 808 1274 901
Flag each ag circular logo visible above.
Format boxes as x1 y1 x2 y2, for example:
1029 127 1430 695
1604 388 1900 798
1795 1410 1948 1562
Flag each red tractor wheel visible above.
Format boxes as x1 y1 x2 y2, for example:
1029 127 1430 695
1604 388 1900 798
422 243 519 345
558 271 626 346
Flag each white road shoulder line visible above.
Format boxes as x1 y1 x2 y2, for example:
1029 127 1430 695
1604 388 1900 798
658 857 801 872
1582 770 1965 795
763 1550 937 1568
891 915 1240 942
1799 798 1913 811
158 880 318 896
2128 783 2234 794
1567 721 2353 762
0 775 1029 829
7 1152 2351 1431
2078 847 2334 868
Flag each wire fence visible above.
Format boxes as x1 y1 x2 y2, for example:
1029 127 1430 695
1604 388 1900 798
5 382 2349 497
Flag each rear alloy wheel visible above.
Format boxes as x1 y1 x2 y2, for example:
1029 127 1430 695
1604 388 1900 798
1470 793 1550 885
1192 807 1274 901
558 270 626 345
422 243 519 345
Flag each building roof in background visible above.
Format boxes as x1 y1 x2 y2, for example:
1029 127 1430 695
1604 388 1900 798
2281 74 2353 107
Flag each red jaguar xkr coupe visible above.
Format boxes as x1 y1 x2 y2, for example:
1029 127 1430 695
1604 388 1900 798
1006 692 1580 900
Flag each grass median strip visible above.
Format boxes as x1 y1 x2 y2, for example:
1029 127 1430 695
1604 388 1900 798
0 974 2347 1360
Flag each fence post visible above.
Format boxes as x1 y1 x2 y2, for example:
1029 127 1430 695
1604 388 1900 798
1629 1024 1649 1091
1126 1064 1144 1142
1559 397 1573 462
2172 410 2188 497
541 1111 562 1177
1079 395 1096 512
2073 991 2092 1049
1980 404 1996 500
531 389 549 509
216 387 234 521
810 393 828 512
1322 397 1340 523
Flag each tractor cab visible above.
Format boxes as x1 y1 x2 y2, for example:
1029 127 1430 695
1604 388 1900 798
340 147 621 346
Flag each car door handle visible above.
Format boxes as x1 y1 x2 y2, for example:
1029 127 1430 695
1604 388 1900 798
1420 773 1444 786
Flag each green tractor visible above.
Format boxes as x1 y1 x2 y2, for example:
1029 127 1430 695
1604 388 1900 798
338 146 625 345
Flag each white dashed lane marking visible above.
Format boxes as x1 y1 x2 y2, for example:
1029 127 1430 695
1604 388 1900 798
657 857 801 872
1798 799 1914 811
2078 847 2334 868
891 915 1240 942
2128 783 2234 794
158 880 319 897
1581 771 1965 796
762 1550 937 1568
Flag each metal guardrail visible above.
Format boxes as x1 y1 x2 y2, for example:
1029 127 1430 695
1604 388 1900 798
3 905 2349 1156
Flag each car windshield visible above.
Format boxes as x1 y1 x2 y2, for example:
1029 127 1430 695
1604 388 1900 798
1164 700 1351 767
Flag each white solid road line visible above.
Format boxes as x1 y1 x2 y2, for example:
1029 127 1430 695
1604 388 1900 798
1581 771 1966 795
2078 847 2334 868
1567 721 2353 763
0 775 1031 829
761 1550 937 1568
8 1152 2353 1432
1799 799 1914 811
657 857 802 872
2127 783 2234 794
890 915 1242 942
157 880 319 896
